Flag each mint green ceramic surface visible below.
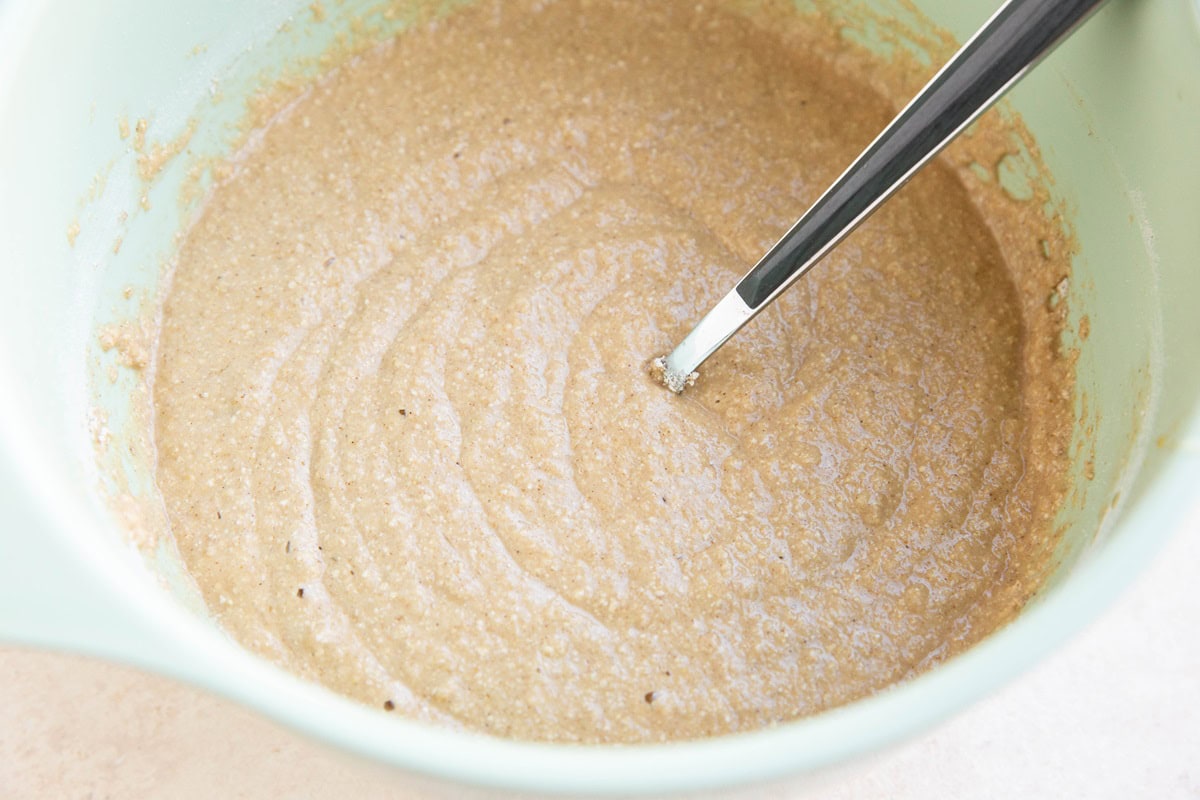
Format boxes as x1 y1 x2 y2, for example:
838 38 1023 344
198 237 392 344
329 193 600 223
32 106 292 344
0 0 1196 795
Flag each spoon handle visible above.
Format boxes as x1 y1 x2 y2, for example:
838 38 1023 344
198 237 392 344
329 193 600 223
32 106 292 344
659 0 1107 393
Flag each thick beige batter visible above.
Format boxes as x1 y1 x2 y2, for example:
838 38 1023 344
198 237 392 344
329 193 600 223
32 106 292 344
153 0 1072 743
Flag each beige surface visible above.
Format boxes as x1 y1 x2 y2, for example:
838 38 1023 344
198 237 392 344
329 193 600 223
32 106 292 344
1 506 1197 799
149 0 1071 744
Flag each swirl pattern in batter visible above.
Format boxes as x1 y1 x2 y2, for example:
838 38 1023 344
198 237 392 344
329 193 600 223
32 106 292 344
153 0 1072 743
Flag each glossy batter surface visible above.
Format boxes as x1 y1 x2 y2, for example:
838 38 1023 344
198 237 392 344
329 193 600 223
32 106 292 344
153 0 1071 743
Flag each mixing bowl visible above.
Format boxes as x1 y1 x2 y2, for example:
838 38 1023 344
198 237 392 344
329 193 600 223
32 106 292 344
0 0 1197 795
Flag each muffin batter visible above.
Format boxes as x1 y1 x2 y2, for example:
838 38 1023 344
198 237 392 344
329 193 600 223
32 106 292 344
153 0 1072 743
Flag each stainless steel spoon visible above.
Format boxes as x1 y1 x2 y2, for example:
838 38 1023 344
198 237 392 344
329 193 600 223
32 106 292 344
655 0 1107 393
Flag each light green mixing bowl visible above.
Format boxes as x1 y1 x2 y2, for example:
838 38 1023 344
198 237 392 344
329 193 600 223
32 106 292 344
0 0 1197 795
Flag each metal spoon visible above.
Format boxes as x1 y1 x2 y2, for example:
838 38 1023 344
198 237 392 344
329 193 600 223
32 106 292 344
655 0 1107 393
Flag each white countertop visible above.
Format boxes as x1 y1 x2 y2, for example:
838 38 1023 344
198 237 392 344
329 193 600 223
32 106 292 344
2 507 1198 799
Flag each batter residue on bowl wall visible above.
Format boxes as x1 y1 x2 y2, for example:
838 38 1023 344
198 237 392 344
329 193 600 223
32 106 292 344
150 0 1073 743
